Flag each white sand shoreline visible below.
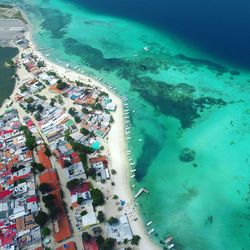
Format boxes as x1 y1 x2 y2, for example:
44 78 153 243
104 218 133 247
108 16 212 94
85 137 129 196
1 9 161 249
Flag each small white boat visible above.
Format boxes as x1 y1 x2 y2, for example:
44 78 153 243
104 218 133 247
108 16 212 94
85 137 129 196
138 139 143 142
144 46 149 51
165 236 173 244
131 184 135 188
167 244 174 249
147 228 154 235
130 169 136 172
130 163 135 166
130 175 135 178
146 221 152 226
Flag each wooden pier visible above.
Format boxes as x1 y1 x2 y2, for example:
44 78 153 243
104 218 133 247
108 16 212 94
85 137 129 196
134 187 149 199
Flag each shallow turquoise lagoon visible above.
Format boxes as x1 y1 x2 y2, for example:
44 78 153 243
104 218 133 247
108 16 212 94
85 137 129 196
2 0 250 249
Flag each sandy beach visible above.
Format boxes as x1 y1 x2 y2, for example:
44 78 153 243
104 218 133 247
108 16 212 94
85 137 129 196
0 17 161 249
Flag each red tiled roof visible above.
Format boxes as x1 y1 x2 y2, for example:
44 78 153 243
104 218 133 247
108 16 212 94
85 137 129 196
26 120 34 127
70 182 89 195
34 247 43 250
27 196 38 203
37 145 52 169
89 156 108 164
83 239 99 250
13 173 31 181
39 170 60 191
56 241 77 250
0 190 13 200
0 225 16 247
71 152 78 158
52 190 72 242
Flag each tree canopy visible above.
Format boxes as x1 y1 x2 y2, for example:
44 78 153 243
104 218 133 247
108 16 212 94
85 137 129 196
91 188 105 207
34 211 48 226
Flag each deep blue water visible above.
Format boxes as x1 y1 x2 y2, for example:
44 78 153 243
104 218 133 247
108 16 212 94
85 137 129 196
73 0 250 69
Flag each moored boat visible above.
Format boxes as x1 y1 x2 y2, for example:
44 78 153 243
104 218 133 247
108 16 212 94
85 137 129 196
165 236 173 244
167 244 174 249
147 228 154 235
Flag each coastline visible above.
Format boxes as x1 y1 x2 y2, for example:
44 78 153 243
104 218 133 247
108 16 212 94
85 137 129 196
13 11 160 250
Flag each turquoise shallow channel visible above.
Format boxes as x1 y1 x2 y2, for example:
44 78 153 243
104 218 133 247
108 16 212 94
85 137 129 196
2 0 250 249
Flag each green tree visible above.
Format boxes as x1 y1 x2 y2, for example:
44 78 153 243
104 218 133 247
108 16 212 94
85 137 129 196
81 210 88 216
44 144 52 157
66 178 81 190
42 226 51 236
97 211 105 223
104 238 115 250
31 162 45 172
64 159 71 168
82 232 91 241
96 235 104 247
57 80 68 90
113 195 118 200
42 194 54 204
36 104 44 112
37 60 45 68
68 107 77 116
80 128 90 136
111 169 117 175
20 126 37 150
34 211 48 226
131 235 141 245
87 168 96 180
90 188 105 207
34 112 41 121
74 116 81 123
107 217 119 225
38 183 51 194
77 197 84 205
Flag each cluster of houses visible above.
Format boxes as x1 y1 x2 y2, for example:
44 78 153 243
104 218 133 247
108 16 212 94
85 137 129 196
19 95 77 142
50 139 98 230
48 80 116 139
0 109 41 249
3 46 136 249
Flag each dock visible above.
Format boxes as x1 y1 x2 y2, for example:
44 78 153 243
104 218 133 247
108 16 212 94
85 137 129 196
134 187 149 199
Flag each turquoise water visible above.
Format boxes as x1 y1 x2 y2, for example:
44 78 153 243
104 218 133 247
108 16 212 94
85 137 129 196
0 47 18 106
2 1 250 249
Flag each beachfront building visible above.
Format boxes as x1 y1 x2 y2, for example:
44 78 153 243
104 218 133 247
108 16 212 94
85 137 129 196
107 215 133 243
70 182 92 208
89 156 110 181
